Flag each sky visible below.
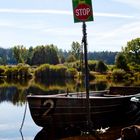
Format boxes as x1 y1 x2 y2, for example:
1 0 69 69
0 0 140 52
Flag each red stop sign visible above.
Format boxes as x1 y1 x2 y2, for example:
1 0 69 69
74 3 92 21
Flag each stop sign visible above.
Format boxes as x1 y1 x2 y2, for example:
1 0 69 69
72 0 93 23
74 3 92 21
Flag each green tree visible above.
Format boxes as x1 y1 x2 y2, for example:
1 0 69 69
112 69 130 81
88 60 97 71
88 51 117 64
13 45 28 63
122 38 140 65
13 46 20 63
26 46 34 65
58 49 65 63
115 53 129 71
95 60 108 73
0 57 6 65
0 48 8 64
31 45 59 65
70 41 81 60
7 48 17 64
66 54 76 63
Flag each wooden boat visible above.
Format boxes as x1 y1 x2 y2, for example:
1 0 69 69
27 23 140 130
27 86 140 129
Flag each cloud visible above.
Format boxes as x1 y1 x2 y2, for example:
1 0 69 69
95 12 134 19
0 19 49 31
98 21 140 40
113 0 140 8
88 21 140 51
0 8 72 15
0 8 134 19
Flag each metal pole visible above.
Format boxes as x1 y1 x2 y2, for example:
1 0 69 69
82 21 92 129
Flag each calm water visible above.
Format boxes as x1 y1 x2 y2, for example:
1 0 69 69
0 79 139 140
0 101 123 140
0 102 41 140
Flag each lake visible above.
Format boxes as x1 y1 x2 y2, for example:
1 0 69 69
0 102 41 140
0 101 123 140
0 78 139 140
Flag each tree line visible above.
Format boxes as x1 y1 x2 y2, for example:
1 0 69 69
0 43 117 65
0 37 140 69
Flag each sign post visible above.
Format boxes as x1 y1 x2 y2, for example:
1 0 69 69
72 0 94 131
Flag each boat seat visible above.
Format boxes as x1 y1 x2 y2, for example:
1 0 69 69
103 94 122 97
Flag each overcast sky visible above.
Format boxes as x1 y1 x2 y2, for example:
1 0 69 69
0 0 140 52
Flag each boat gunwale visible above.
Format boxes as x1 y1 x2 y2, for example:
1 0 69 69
27 92 140 99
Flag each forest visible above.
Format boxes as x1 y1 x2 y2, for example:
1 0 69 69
0 43 117 65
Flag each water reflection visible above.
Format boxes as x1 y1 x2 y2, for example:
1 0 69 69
90 81 108 91
34 127 81 140
0 102 41 140
0 86 27 105
33 125 124 140
0 78 139 140
0 79 110 105
1 78 139 105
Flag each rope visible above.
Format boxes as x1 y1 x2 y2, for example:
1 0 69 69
20 100 28 131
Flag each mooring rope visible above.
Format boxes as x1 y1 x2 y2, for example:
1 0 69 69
20 100 28 131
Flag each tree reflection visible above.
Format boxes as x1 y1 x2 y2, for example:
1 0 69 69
0 86 27 106
0 78 138 105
